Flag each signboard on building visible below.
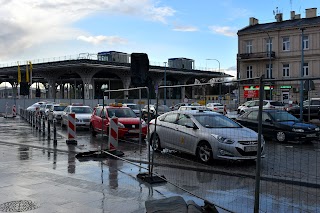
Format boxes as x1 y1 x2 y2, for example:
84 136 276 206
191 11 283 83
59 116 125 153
244 90 259 98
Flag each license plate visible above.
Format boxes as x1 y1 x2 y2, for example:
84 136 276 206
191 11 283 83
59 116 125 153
306 134 316 137
245 146 257 152
129 129 140 133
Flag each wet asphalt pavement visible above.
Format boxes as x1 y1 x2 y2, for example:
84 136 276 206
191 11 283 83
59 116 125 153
0 114 319 213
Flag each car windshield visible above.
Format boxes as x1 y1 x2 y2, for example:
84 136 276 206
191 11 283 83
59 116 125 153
71 107 92 114
156 105 170 112
126 104 140 110
270 101 284 106
269 111 299 122
54 106 67 111
213 103 223 106
193 114 241 128
107 108 137 118
46 104 53 109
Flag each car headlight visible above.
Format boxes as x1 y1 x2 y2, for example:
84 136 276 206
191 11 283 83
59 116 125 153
292 128 304 132
117 122 125 128
211 134 235 144
315 127 320 131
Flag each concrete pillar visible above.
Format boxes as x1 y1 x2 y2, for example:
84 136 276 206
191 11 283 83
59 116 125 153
47 78 56 99
120 75 131 99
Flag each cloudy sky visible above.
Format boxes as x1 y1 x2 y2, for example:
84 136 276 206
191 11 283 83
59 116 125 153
0 0 319 77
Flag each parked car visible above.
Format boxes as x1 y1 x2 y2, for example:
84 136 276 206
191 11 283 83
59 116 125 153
206 102 224 114
61 105 93 129
236 109 320 142
178 105 209 111
26 101 47 112
238 100 285 114
141 104 170 120
49 104 68 121
237 101 254 114
123 103 141 117
149 110 265 164
90 103 147 139
170 103 191 111
287 98 320 120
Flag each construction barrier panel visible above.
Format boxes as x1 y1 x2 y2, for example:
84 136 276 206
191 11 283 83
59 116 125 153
12 105 16 117
108 116 118 151
66 113 77 144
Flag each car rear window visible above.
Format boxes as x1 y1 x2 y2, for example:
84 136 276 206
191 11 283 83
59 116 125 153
107 108 137 118
270 101 284 106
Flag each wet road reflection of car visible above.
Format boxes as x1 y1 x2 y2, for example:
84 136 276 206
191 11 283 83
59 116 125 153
236 109 320 143
149 110 265 164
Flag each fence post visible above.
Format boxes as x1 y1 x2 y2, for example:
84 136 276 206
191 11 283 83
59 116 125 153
53 118 57 146
42 115 46 136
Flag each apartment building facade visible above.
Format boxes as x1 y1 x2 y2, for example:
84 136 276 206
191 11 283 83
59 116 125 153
237 8 320 104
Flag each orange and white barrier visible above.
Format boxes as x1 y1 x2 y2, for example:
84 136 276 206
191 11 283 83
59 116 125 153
66 113 77 144
223 104 227 115
108 117 118 151
12 105 16 117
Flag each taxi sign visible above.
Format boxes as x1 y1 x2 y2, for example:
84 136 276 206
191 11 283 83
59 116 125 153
109 103 123 107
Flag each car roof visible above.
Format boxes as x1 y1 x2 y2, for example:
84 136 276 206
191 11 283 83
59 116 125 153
173 110 220 115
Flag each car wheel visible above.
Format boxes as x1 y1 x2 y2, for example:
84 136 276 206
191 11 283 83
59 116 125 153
90 124 97 136
197 141 213 164
276 131 286 142
151 133 162 152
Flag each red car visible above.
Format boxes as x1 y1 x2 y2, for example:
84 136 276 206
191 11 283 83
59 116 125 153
90 104 148 140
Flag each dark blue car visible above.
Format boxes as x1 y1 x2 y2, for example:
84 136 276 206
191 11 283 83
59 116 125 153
236 109 320 142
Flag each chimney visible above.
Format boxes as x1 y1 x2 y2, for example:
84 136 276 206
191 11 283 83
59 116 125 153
275 13 283 22
306 8 317 18
249 17 259 26
295 14 301 19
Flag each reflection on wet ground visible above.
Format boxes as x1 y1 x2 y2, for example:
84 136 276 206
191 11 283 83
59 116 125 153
0 116 319 212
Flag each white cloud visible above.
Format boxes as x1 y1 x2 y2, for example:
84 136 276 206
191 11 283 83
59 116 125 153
173 25 198 32
77 35 128 45
208 26 237 37
0 0 175 59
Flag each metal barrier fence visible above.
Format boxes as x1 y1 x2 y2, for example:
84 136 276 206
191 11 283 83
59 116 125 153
14 75 320 212
148 76 320 212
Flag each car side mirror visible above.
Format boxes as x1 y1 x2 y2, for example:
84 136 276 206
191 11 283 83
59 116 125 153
265 119 272 123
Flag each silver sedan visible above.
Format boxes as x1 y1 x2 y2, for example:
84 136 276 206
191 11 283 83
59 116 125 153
149 110 265 163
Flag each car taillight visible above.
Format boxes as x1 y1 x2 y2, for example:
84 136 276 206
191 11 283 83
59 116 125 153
214 107 218 110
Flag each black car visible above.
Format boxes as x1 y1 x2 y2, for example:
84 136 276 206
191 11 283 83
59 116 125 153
236 109 320 142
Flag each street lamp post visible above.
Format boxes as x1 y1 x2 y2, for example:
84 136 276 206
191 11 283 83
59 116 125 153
206 59 221 98
101 84 108 139
299 28 305 121
163 62 167 105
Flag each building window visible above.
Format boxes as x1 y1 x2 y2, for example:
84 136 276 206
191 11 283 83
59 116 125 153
303 63 309 76
303 35 309 50
282 37 290 51
246 65 253 78
246 40 252 53
266 64 273 79
266 38 272 53
282 64 290 77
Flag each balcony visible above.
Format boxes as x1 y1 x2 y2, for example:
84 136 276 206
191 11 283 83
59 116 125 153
237 51 275 61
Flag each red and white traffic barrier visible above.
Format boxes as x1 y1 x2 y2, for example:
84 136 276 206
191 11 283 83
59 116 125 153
223 104 227 115
66 113 77 144
12 105 16 117
108 117 118 151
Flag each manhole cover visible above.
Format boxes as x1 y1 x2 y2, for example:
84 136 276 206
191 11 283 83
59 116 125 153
0 200 39 212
